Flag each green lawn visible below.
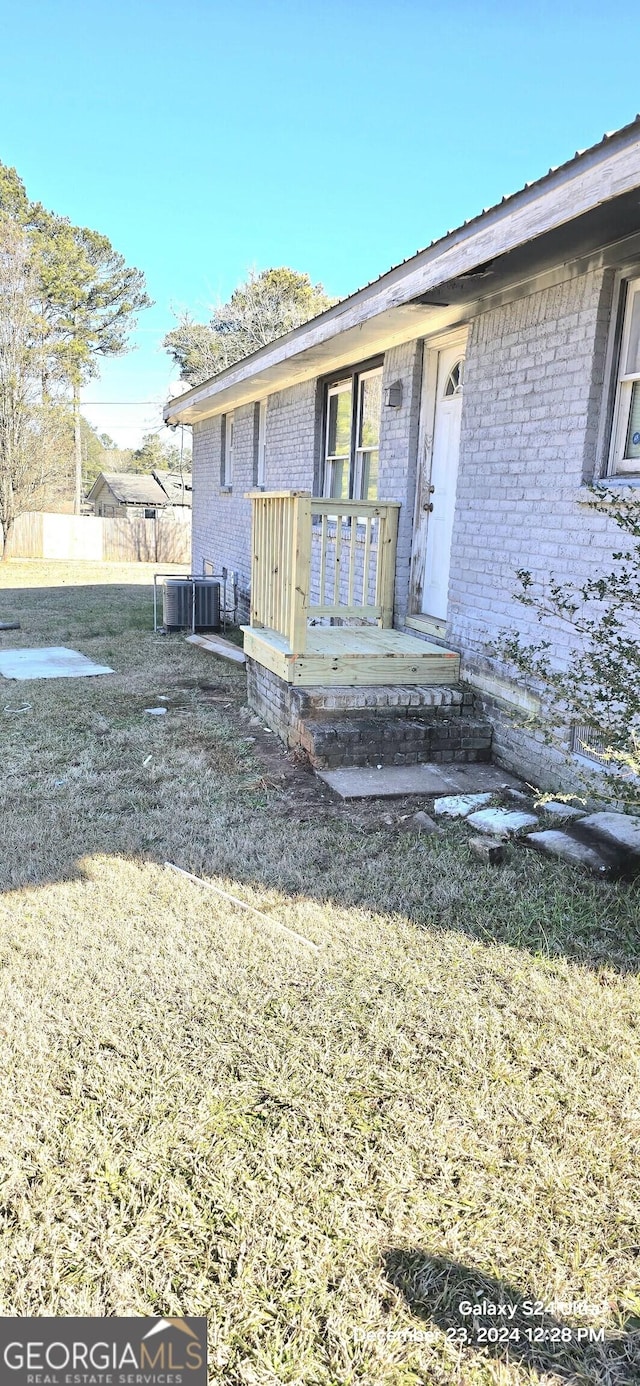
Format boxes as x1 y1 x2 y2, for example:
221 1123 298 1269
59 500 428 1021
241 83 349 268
0 560 639 1385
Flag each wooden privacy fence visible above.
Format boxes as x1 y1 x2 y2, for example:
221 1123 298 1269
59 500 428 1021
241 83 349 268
4 511 191 563
247 489 400 655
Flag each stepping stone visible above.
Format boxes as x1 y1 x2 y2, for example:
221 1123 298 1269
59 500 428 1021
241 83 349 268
466 807 539 837
576 812 640 858
433 792 494 818
536 800 585 822
503 787 535 807
525 830 612 874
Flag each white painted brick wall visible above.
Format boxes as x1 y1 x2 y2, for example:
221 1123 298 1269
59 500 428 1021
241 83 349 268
192 380 318 615
447 266 620 785
448 268 616 666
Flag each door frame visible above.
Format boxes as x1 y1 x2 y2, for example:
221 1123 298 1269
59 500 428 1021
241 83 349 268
408 326 468 631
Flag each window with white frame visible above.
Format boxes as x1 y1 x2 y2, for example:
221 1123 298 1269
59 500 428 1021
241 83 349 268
610 276 640 474
256 399 267 487
323 364 382 500
222 411 234 487
355 368 382 500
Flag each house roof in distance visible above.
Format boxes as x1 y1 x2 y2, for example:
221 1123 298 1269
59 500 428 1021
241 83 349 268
87 473 169 506
164 115 640 426
152 469 193 505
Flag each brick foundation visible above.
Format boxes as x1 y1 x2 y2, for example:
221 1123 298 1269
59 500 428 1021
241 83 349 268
246 657 492 769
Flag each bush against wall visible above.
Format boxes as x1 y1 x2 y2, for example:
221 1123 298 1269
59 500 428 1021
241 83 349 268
493 489 640 806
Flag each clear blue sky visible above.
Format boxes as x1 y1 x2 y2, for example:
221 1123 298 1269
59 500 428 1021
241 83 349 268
1 0 639 445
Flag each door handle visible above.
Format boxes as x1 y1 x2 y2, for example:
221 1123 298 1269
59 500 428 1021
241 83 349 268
423 501 434 512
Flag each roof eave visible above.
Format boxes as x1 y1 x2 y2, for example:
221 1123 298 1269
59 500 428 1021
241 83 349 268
164 117 640 426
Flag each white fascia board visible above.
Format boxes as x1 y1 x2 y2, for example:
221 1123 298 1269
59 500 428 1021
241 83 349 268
164 129 640 425
165 304 454 423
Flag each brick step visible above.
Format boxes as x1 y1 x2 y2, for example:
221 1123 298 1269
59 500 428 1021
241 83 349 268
289 682 468 722
298 712 492 770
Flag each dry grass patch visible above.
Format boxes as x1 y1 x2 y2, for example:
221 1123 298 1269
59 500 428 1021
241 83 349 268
0 561 639 1385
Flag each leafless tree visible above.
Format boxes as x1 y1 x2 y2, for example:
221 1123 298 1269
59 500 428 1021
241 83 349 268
0 220 67 553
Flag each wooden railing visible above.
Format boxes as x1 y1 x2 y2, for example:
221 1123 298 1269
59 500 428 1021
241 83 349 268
246 490 400 655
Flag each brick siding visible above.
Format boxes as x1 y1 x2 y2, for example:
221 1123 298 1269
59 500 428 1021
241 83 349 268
448 266 621 786
193 262 631 791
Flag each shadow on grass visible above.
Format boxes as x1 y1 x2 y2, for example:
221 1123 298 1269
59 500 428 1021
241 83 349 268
383 1250 640 1384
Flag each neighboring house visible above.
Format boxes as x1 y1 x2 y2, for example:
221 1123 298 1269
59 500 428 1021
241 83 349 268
164 117 640 791
87 471 192 518
151 469 193 508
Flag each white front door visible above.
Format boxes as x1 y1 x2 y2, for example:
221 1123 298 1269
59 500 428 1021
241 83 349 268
414 340 465 621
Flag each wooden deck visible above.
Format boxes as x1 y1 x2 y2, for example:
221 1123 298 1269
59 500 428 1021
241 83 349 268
242 490 460 686
242 623 460 686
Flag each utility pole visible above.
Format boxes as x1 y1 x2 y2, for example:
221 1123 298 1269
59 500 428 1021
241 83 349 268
73 381 82 515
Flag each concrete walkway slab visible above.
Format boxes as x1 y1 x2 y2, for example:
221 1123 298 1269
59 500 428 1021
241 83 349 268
316 763 519 801
0 647 113 680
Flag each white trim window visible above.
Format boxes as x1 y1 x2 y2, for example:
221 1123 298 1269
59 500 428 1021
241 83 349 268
324 381 352 499
354 367 382 500
610 276 640 474
222 411 234 487
323 365 383 500
257 399 267 487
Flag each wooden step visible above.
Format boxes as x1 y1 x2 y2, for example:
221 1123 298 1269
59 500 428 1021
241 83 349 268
242 625 460 686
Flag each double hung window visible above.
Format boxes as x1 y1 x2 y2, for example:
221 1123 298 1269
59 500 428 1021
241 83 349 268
222 411 234 487
610 276 640 474
256 399 267 487
323 364 382 500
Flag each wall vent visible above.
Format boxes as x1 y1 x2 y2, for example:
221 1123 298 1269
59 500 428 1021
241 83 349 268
570 723 610 765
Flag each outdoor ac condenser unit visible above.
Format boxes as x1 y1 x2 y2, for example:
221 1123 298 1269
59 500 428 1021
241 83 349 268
162 577 221 631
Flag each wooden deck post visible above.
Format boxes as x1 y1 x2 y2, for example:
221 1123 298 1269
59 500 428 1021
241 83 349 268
378 504 399 627
289 492 312 655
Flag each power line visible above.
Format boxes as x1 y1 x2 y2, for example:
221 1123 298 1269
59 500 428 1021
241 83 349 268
82 399 164 405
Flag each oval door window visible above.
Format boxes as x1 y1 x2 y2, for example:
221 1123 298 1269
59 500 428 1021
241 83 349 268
444 359 464 396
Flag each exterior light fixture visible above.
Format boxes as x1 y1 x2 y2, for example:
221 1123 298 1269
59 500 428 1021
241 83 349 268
384 382 403 408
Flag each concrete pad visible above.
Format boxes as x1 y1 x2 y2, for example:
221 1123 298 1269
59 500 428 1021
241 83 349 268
316 763 519 801
576 812 640 857
466 807 539 837
525 830 611 874
0 647 113 681
433 792 494 818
